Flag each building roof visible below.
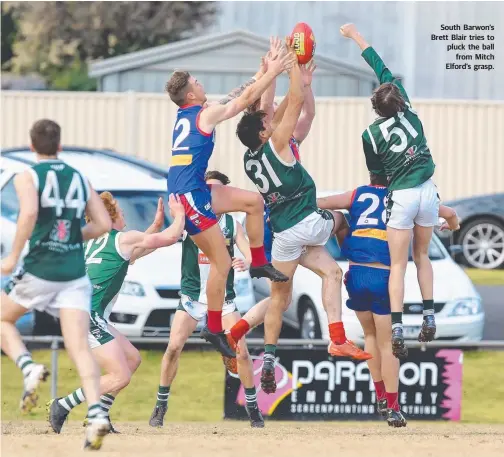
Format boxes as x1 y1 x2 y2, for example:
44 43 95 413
89 29 375 81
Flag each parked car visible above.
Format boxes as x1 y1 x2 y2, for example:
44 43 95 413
250 191 484 342
0 147 255 338
436 193 504 270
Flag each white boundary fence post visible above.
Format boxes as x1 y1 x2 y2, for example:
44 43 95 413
50 338 59 399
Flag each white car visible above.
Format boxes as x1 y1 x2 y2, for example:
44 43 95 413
0 147 255 338
251 193 485 342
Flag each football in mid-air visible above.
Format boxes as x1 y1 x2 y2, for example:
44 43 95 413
290 22 316 64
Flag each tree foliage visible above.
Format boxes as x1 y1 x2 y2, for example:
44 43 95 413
3 1 218 90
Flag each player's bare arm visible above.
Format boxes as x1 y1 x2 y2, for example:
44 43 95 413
270 38 304 161
232 222 252 272
129 198 165 263
341 23 411 104
198 50 296 132
215 56 268 106
0 171 38 275
82 185 112 241
260 37 286 121
132 194 185 250
439 205 461 231
317 191 354 211
292 60 317 144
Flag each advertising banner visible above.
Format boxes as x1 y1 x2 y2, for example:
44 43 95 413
224 348 462 421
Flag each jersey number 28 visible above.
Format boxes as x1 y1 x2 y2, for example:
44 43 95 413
357 193 387 226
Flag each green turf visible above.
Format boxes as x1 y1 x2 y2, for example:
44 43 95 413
2 350 504 423
464 268 504 286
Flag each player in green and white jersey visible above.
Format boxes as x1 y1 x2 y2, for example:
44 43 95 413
149 171 268 429
1 119 113 450
236 38 372 395
48 191 185 434
341 23 440 358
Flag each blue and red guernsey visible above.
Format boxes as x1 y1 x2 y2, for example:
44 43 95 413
167 105 216 194
341 185 391 266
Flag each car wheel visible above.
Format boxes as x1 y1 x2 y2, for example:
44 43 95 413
298 298 322 340
459 218 504 269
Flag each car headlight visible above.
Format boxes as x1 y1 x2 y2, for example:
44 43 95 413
120 281 146 297
234 278 250 297
448 298 482 316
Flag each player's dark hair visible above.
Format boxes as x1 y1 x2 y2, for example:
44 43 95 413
204 170 230 185
371 82 406 118
30 119 61 156
236 110 267 151
165 70 191 106
369 172 388 187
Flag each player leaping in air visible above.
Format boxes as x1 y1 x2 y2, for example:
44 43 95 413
340 23 441 358
149 171 269 429
318 174 460 427
236 37 372 395
164 40 296 360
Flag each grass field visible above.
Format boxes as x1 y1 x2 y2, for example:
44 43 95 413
464 268 504 286
2 349 504 423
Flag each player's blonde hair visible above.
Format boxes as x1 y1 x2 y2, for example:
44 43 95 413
85 191 119 223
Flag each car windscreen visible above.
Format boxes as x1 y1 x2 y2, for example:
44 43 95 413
326 235 445 262
103 190 172 232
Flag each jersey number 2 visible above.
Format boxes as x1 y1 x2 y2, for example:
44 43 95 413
41 171 86 218
357 193 387 226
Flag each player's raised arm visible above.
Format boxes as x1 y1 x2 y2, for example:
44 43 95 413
340 23 410 104
82 185 112 241
128 198 165 263
0 171 38 275
198 49 296 132
292 60 317 144
131 194 185 250
260 37 285 121
317 191 354 211
270 38 304 160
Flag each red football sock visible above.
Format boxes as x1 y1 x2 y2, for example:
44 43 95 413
329 322 346 345
374 380 386 400
207 310 223 333
250 246 268 267
386 392 400 412
230 319 250 342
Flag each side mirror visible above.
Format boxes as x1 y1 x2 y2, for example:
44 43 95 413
449 244 463 257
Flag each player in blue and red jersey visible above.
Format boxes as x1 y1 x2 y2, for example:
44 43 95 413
162 44 296 358
318 173 459 428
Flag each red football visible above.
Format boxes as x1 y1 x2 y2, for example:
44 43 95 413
290 22 316 64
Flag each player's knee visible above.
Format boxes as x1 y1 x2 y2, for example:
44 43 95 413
129 348 142 372
165 343 183 362
247 193 264 214
412 248 429 266
324 263 343 283
112 366 132 391
237 342 250 361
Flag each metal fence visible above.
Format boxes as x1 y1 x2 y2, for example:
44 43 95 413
21 335 504 399
2 91 504 200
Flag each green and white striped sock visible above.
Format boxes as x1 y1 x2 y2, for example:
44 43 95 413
87 403 103 420
58 387 86 412
244 387 258 408
100 394 115 416
156 385 170 407
15 352 35 378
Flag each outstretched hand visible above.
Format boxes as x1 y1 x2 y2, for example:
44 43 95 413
300 60 317 86
168 194 185 219
153 197 165 228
